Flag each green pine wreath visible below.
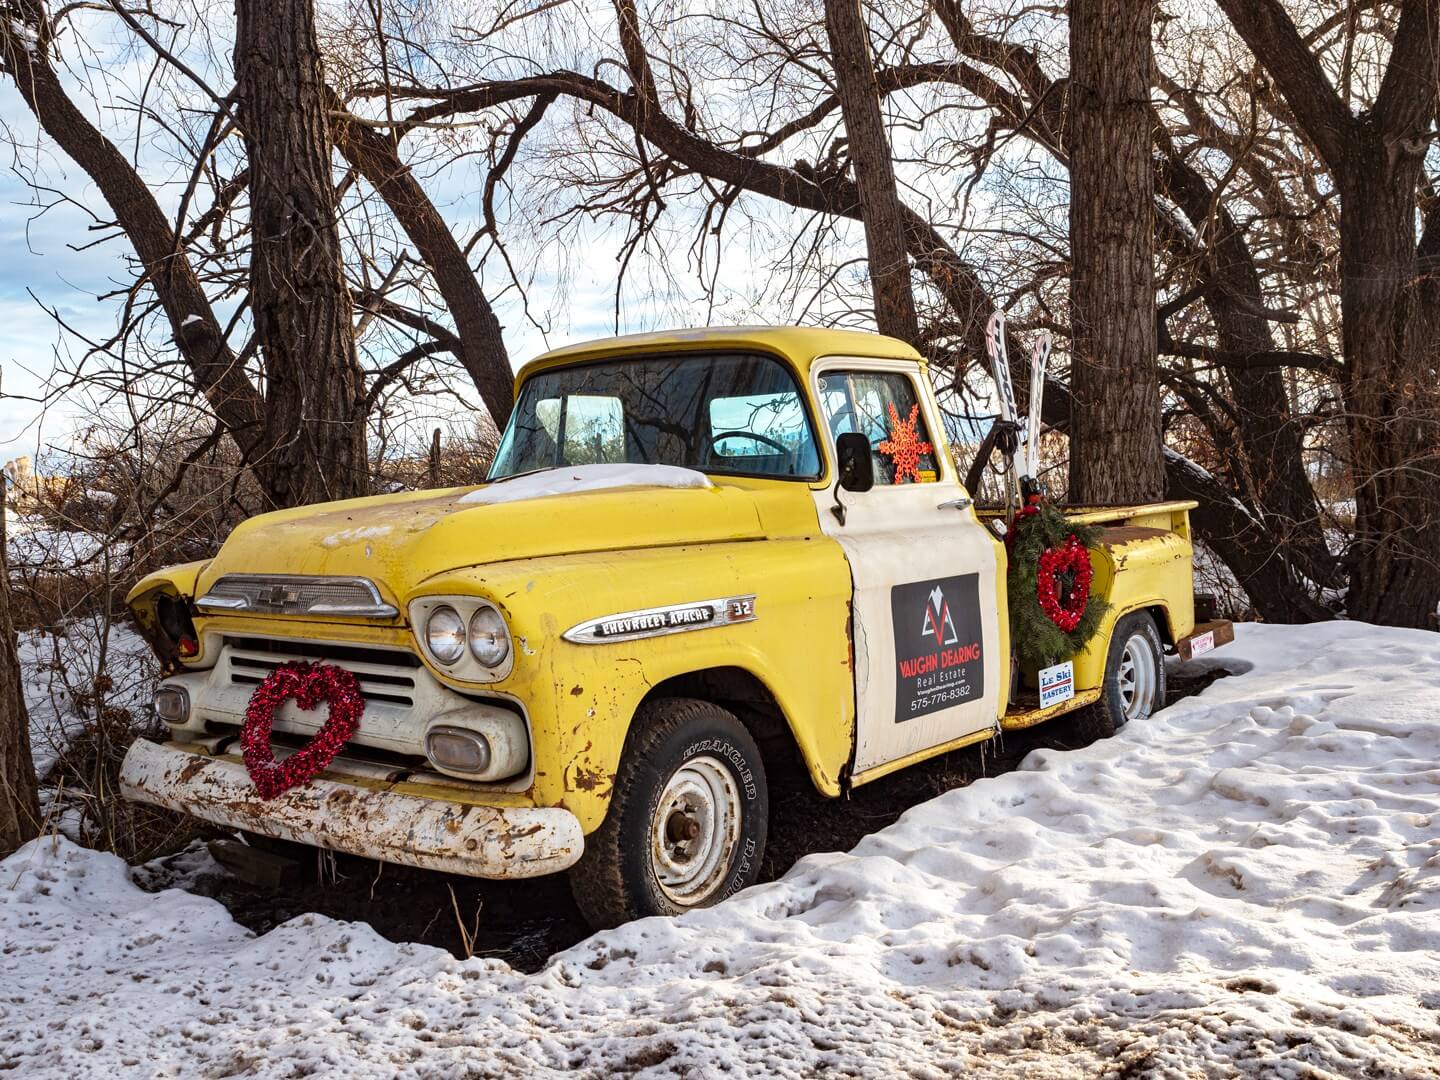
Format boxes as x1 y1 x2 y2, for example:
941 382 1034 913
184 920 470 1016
1007 502 1110 670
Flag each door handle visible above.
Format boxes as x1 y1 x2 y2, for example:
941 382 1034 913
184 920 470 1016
937 497 972 511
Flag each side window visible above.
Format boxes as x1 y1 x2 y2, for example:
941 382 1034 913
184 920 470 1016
707 390 820 477
818 371 939 485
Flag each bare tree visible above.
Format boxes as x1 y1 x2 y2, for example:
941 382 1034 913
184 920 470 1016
0 476 40 856
1066 0 1164 504
331 107 517 424
0 3 266 457
1215 0 1440 627
0 1 518 512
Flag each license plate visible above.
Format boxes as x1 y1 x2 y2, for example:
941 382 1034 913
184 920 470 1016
1038 661 1075 709
1189 630 1215 657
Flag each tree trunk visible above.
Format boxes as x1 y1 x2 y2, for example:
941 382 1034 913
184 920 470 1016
1065 0 1164 505
823 0 919 342
235 0 368 508
1338 141 1440 627
0 480 40 857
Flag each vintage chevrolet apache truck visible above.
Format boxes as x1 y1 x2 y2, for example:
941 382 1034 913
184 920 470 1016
120 326 1227 928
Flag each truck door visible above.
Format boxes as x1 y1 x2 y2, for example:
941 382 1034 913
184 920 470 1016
810 358 1006 778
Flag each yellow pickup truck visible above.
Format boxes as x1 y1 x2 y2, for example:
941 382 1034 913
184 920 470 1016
120 326 1224 927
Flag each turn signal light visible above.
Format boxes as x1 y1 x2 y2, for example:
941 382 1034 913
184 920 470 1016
154 685 190 725
425 726 492 774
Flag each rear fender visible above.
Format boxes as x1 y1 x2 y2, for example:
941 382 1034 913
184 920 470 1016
1072 528 1194 690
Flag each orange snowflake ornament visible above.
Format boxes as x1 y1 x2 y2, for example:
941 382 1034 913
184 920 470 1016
877 402 933 484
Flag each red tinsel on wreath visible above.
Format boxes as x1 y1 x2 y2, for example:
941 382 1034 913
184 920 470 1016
1004 501 1040 550
240 661 364 799
1035 533 1093 633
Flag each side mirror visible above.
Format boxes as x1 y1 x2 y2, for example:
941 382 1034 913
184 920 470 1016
835 432 875 493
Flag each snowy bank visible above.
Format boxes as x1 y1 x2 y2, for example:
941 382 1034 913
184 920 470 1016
2 623 1439 1077
18 622 154 780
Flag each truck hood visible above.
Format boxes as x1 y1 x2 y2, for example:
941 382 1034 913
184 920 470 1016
195 471 770 606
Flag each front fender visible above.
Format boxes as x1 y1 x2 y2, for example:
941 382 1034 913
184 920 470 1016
126 561 210 668
411 538 854 833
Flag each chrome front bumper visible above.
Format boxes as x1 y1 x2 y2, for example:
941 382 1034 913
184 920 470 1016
120 740 583 879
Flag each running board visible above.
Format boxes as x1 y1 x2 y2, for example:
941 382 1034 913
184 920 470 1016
1001 688 1103 731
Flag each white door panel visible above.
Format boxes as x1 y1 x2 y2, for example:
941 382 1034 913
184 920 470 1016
811 359 1003 775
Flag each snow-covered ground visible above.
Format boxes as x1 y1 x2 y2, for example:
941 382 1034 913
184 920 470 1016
18 621 154 779
4 505 123 573
7 507 155 779
2 622 1438 1077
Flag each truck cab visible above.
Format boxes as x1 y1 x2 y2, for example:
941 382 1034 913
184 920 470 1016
121 327 1220 927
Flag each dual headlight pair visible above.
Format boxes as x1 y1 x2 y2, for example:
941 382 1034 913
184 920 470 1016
422 603 510 670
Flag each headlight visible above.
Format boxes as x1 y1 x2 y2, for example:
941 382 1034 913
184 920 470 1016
425 605 467 664
468 606 510 668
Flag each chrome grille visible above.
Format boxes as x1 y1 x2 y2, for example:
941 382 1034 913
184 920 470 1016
197 575 397 619
222 637 419 708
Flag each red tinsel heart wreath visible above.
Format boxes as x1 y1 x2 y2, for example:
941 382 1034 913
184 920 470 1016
1035 533 1093 633
240 661 364 799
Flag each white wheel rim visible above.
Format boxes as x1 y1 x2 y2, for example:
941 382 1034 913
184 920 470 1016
650 754 742 906
1117 633 1158 721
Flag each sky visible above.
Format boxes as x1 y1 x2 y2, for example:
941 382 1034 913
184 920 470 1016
0 4 660 463
0 83 125 459
0 0 986 468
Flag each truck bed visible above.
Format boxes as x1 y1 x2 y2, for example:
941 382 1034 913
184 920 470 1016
978 500 1198 534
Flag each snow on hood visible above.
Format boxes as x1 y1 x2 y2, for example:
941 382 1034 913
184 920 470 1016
458 463 713 505
3 622 1440 1076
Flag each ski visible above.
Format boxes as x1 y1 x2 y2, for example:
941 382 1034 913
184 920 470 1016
985 310 1017 427
1023 330 1051 485
984 310 1022 514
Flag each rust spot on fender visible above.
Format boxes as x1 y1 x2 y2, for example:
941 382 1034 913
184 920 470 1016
567 761 614 794
570 685 584 696
1097 525 1169 547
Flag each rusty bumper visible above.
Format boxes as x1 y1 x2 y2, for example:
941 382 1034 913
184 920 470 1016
120 740 584 879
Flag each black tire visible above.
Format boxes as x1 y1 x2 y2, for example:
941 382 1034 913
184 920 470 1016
569 697 768 930
1066 611 1166 744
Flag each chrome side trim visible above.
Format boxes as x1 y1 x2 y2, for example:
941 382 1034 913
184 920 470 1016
563 595 757 644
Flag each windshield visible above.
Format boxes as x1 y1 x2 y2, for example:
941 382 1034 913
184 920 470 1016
489 352 822 481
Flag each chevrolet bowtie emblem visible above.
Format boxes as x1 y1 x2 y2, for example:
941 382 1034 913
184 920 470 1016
267 585 300 607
